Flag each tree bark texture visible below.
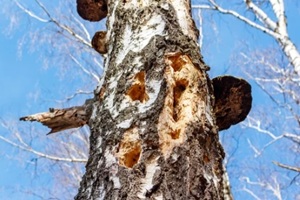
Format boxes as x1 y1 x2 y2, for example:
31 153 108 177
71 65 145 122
76 0 227 199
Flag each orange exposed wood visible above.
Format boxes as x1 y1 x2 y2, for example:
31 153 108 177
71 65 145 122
117 127 141 168
126 71 149 103
158 53 204 158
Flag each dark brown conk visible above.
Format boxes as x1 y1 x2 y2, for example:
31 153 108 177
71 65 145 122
92 31 107 54
212 75 252 131
77 0 108 22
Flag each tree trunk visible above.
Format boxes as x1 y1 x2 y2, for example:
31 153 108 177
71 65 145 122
75 0 227 199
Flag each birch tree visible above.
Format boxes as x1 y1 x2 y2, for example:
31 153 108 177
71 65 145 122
194 0 300 75
193 1 300 198
4 0 299 198
20 0 252 199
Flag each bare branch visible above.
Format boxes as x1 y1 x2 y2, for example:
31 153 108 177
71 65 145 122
283 133 300 144
192 1 279 39
240 176 282 200
269 0 286 32
15 0 92 48
193 1 300 75
241 186 261 200
54 90 93 103
273 161 300 173
34 0 92 47
246 116 278 140
72 13 92 41
247 138 261 156
69 54 100 82
13 0 48 22
245 0 277 30
0 135 87 162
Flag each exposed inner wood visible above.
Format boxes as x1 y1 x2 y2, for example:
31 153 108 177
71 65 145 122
126 71 149 103
117 127 141 168
158 53 203 158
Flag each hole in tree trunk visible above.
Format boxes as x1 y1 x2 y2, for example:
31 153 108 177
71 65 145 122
118 127 141 168
173 79 188 122
169 129 181 139
126 71 149 102
121 145 141 168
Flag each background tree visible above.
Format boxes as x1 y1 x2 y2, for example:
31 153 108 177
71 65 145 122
192 1 300 199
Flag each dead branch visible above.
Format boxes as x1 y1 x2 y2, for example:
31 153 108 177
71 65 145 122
20 105 89 134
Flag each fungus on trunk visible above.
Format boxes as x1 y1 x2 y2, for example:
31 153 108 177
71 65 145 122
76 0 107 21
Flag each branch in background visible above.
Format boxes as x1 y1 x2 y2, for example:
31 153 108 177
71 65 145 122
245 0 277 30
69 54 101 82
14 0 92 47
54 90 93 103
193 0 300 75
240 176 283 200
192 1 279 39
245 117 300 157
0 135 87 162
269 0 286 30
283 133 300 144
241 186 261 200
196 9 203 49
34 0 92 47
273 161 300 173
240 49 300 129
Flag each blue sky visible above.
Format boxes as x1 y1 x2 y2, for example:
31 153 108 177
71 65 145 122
0 17 58 200
0 0 300 199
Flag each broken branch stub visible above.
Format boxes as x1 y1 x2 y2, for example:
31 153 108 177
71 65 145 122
20 106 88 134
76 0 107 22
212 75 252 131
